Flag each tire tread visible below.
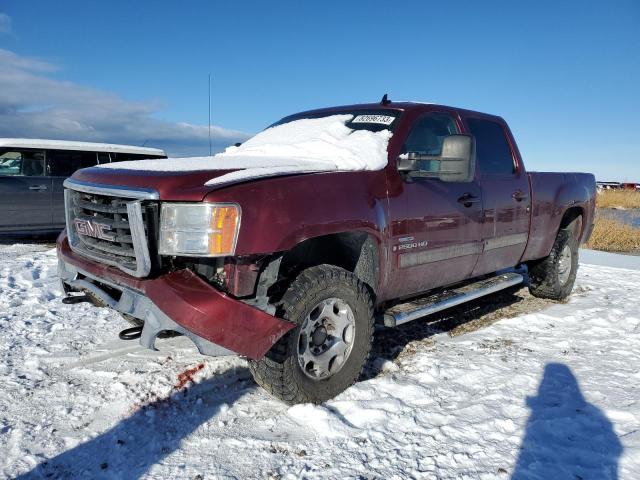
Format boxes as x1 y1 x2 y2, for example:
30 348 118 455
249 264 374 404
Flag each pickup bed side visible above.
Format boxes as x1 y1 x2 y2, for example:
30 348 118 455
523 172 596 262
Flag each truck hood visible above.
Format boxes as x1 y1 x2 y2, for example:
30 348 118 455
72 166 249 201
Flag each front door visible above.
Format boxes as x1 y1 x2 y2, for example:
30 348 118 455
0 149 52 233
464 116 531 275
385 112 483 299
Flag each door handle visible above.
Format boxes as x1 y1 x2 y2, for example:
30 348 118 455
512 190 528 202
457 193 480 207
28 185 48 191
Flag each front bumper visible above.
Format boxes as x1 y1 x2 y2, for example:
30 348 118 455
57 233 295 360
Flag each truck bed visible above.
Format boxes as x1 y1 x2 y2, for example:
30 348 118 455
523 171 596 262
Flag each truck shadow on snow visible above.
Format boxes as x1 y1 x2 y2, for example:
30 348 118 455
15 371 251 480
364 285 551 378
512 363 622 480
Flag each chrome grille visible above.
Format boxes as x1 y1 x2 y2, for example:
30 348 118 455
64 179 159 277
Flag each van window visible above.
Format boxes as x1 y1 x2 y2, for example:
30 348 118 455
48 150 98 176
0 150 46 176
97 153 111 164
466 118 515 175
110 152 161 162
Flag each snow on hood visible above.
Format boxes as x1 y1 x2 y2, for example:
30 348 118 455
96 115 393 187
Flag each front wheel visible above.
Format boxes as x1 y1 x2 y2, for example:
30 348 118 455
528 229 579 300
249 265 374 404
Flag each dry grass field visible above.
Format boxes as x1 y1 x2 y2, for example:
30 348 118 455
596 189 640 209
586 216 640 253
583 189 640 253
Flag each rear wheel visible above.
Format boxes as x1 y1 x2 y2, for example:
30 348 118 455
249 265 374 404
528 229 578 300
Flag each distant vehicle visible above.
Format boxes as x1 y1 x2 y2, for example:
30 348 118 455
596 181 621 191
596 182 640 191
57 101 596 404
0 139 166 236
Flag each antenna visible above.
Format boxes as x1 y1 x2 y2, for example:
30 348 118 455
208 74 212 156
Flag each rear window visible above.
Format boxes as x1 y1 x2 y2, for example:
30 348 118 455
466 118 515 175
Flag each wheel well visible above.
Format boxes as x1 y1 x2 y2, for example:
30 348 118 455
278 232 380 295
559 207 584 241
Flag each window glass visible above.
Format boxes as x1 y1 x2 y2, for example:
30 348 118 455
97 153 111 164
0 150 46 176
111 152 137 162
48 150 98 176
401 113 459 155
399 113 458 173
466 118 515 175
111 153 164 162
272 109 401 133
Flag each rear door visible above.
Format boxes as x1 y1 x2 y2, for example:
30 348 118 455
464 116 531 275
385 111 484 298
48 150 99 228
0 149 52 233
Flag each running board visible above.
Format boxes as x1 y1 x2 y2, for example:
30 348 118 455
383 272 524 327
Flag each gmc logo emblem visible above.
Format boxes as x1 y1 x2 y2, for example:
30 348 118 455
74 218 116 241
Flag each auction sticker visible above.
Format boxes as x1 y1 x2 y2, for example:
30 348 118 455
351 115 396 125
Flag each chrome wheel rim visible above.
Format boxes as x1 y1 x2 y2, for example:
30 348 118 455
557 244 572 285
297 297 356 380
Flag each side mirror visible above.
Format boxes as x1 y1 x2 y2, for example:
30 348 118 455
397 134 475 183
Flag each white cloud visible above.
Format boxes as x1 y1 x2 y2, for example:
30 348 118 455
0 13 11 34
0 48 249 155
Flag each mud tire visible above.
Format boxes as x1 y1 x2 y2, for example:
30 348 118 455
528 229 579 300
249 265 374 405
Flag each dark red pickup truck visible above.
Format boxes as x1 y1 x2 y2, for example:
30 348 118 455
57 100 596 404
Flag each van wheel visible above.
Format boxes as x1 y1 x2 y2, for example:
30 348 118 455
248 265 374 405
528 229 578 300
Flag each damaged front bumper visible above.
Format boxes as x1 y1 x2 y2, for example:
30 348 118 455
57 235 295 360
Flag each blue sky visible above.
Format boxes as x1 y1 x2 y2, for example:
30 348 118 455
1 0 639 180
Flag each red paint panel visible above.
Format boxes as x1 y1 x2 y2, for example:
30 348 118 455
57 234 295 360
144 269 295 360
73 168 239 202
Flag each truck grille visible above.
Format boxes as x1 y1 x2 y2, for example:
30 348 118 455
64 180 159 277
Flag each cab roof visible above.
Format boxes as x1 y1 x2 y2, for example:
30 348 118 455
292 101 502 122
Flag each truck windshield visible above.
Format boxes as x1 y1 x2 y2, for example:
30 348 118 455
271 109 401 133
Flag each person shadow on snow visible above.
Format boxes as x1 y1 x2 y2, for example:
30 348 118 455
512 363 622 480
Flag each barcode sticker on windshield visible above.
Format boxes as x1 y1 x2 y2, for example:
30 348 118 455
351 115 395 125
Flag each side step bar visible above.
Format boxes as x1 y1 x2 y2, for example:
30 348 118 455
383 272 524 327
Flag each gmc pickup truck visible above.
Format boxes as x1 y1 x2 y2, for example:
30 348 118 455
57 99 596 404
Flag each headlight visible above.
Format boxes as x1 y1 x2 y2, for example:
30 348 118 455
159 203 241 256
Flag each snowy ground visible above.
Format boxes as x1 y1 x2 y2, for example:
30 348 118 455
1 245 638 479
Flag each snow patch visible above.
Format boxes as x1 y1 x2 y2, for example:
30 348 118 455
2 245 640 478
96 115 393 187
